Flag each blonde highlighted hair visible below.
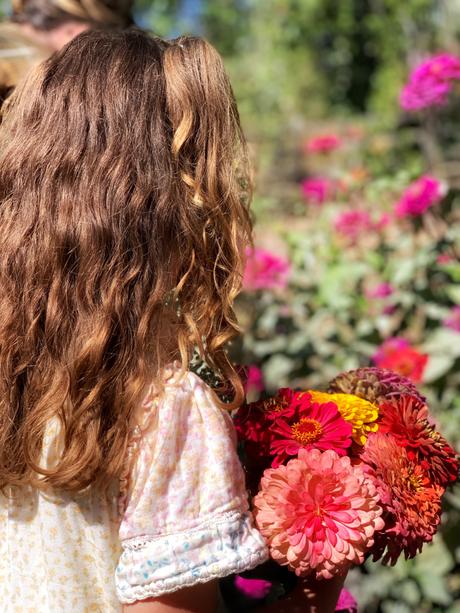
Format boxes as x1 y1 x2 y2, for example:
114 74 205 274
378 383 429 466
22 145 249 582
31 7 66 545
0 28 252 492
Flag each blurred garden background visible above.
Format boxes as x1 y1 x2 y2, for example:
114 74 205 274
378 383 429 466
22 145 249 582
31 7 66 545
2 0 460 610
147 2 460 611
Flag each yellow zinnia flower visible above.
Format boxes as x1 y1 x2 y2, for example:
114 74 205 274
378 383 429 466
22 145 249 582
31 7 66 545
307 390 379 445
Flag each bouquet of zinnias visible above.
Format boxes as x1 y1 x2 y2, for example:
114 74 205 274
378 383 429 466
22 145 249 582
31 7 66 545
235 368 458 580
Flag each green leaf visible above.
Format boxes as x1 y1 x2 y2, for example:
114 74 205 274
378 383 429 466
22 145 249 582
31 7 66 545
262 354 295 390
446 285 460 303
423 354 455 383
417 573 452 606
390 579 421 606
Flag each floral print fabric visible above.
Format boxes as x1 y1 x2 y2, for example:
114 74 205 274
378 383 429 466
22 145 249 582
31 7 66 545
0 368 267 611
116 369 268 603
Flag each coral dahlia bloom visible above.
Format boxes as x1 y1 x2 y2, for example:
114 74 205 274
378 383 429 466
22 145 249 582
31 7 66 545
395 175 444 217
372 339 428 383
254 449 384 579
268 396 352 467
361 433 444 564
243 247 291 291
378 395 459 487
307 391 378 446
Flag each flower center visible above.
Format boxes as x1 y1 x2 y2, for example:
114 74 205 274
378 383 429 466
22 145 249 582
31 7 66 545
291 418 323 445
396 359 414 376
263 397 287 413
405 469 424 492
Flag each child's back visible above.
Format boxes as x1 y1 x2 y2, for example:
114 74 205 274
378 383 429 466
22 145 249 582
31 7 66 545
0 28 266 612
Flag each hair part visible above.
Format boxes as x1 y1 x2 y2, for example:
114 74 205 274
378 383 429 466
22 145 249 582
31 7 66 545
0 28 252 492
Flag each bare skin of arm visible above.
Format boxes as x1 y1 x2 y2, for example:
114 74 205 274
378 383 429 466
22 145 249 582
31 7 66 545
123 581 219 613
123 574 345 613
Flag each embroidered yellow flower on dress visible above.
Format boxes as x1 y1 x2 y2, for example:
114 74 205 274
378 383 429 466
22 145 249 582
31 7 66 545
307 391 379 446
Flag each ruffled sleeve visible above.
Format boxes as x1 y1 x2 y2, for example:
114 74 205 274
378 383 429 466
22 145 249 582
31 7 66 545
115 370 268 604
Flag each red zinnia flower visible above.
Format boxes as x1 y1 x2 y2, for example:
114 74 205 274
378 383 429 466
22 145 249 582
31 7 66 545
372 339 428 383
361 433 444 565
378 395 459 487
268 396 352 467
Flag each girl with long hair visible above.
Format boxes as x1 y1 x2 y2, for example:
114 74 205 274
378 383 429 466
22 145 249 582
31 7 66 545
0 27 266 612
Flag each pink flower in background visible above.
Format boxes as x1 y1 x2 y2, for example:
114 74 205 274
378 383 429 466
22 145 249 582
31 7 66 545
400 53 460 111
234 576 272 600
437 253 454 265
243 247 291 291
395 175 444 217
372 338 428 383
400 77 451 111
254 449 384 579
412 53 460 82
372 337 409 363
305 133 342 154
336 588 358 612
334 210 373 243
245 365 264 395
374 212 391 231
365 283 394 299
444 306 460 332
301 177 335 205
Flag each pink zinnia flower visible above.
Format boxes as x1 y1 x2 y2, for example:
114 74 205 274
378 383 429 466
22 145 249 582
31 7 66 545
301 177 335 205
444 306 460 332
413 53 460 81
361 433 444 565
400 53 460 111
254 448 384 578
244 365 264 395
374 212 391 231
365 282 394 299
243 247 291 291
334 210 373 243
336 588 358 613
372 337 409 363
234 576 272 600
305 134 342 154
372 338 428 383
268 395 352 467
400 78 451 111
437 253 454 265
395 175 444 217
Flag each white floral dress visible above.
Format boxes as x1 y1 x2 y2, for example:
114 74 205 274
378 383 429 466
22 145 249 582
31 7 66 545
0 368 268 612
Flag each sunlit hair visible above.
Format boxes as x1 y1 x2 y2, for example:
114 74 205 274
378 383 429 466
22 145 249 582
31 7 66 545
0 28 252 492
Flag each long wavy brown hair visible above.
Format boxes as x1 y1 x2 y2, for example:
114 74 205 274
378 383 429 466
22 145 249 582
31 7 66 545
0 28 252 492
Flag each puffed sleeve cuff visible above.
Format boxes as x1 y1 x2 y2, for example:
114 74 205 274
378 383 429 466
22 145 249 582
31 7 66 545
115 509 268 604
